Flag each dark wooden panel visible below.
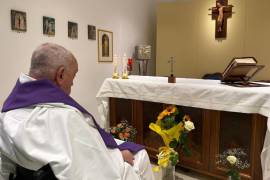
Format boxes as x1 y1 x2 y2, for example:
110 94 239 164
142 101 164 157
252 114 267 180
109 98 132 126
177 107 211 171
109 98 267 180
209 111 267 180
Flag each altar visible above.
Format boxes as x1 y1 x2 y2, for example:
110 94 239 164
96 75 270 179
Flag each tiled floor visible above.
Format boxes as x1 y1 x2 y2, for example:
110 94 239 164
153 165 216 180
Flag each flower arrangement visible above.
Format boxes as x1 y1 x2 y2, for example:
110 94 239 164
109 120 137 142
216 148 250 180
149 105 195 171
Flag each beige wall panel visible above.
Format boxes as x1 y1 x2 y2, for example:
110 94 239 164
156 2 198 77
245 0 270 80
157 0 269 80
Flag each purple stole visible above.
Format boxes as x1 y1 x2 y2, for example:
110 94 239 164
2 79 143 153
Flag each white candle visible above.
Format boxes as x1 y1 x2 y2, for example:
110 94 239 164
113 54 118 73
122 53 127 73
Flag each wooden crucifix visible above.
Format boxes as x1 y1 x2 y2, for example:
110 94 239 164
209 0 233 38
168 57 175 76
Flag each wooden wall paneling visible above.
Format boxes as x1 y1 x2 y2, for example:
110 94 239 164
109 97 117 126
178 108 211 171
133 100 144 144
209 110 221 174
208 111 263 180
252 114 267 180
142 101 164 159
109 98 266 179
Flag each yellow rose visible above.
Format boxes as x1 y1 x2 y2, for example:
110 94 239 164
166 105 176 115
227 155 237 165
157 147 176 168
184 120 195 132
157 110 166 119
171 106 176 113
162 110 168 117
157 113 164 121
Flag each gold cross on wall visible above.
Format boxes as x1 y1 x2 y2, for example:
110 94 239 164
209 0 233 38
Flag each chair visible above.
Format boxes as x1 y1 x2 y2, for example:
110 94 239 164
9 164 57 180
202 72 222 80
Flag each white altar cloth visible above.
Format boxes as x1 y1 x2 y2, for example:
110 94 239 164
96 76 270 127
96 75 270 178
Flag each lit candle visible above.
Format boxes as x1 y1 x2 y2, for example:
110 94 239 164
123 54 128 72
113 54 118 72
112 54 119 79
122 53 128 79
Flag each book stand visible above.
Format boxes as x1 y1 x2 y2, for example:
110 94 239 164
221 57 267 87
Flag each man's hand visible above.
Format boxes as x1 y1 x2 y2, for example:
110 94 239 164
121 150 134 166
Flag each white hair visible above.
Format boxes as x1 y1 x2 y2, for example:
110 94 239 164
29 43 75 80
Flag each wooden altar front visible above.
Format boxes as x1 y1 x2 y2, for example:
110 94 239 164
96 76 270 179
109 98 266 180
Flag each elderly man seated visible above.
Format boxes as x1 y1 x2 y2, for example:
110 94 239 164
0 43 154 180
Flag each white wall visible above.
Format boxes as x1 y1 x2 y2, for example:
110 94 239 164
0 0 157 122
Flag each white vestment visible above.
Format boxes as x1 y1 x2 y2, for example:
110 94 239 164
0 74 154 180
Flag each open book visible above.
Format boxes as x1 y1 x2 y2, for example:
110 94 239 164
221 57 266 87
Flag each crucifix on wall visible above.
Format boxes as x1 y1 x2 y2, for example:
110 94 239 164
209 0 233 38
168 57 175 76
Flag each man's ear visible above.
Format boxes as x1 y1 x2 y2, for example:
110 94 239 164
55 66 65 86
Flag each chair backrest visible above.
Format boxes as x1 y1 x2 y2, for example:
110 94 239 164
10 164 57 180
202 72 222 80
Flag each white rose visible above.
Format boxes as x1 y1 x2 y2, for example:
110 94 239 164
184 121 195 132
226 155 237 165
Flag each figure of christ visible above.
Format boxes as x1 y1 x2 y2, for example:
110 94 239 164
217 1 224 32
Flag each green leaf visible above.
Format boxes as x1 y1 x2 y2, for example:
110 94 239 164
179 132 188 145
169 152 179 166
169 139 178 149
161 116 176 129
226 169 240 180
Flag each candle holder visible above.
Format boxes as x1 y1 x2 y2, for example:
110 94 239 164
168 74 176 83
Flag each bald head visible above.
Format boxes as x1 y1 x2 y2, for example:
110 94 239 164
29 43 78 94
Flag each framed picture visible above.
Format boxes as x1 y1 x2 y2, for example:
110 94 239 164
11 10 27 32
88 25 96 40
43 16 55 36
68 21 78 39
98 29 113 62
